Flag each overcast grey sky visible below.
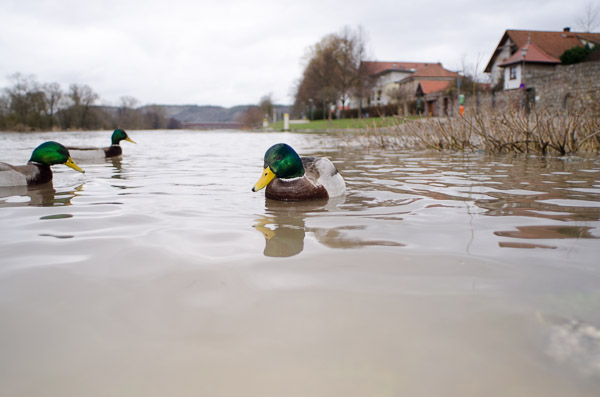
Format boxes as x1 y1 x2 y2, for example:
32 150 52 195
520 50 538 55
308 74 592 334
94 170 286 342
0 0 593 107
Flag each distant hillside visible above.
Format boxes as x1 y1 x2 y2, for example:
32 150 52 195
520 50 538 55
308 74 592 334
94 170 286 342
149 105 251 123
140 104 290 124
94 104 291 130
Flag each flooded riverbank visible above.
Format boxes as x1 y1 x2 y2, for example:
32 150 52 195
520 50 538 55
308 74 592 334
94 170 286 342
1 130 599 396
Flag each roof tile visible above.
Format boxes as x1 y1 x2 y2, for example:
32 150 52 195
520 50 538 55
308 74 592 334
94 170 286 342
361 61 429 75
499 41 560 66
418 80 452 94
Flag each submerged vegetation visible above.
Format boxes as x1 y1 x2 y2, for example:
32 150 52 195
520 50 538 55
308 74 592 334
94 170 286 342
355 108 600 156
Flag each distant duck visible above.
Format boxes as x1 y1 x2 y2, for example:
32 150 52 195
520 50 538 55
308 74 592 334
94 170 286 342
252 143 346 201
0 141 85 187
68 129 136 160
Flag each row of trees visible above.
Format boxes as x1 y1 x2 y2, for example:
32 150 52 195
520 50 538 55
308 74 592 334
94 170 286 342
0 73 180 131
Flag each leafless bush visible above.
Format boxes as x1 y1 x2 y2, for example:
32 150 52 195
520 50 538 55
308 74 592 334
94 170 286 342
359 108 600 155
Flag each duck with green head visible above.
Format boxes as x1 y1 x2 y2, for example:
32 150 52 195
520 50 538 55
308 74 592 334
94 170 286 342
252 143 345 201
0 141 85 187
67 129 136 161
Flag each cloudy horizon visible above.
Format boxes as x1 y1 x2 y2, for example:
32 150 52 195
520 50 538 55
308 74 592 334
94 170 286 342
1 0 595 108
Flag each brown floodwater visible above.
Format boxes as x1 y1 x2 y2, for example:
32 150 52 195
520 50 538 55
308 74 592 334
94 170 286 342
1 130 599 396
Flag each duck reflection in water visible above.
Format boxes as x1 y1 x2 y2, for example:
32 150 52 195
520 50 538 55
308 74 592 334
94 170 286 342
254 196 404 257
255 213 307 257
0 182 82 207
254 198 341 257
109 156 125 179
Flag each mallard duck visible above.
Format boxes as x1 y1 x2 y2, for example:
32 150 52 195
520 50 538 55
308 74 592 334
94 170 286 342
0 141 84 187
67 129 135 160
252 143 346 201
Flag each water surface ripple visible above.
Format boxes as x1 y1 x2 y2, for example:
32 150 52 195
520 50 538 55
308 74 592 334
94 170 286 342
1 130 599 396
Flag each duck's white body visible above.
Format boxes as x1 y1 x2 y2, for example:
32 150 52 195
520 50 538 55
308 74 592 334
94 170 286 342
67 145 123 162
311 157 346 198
0 162 45 187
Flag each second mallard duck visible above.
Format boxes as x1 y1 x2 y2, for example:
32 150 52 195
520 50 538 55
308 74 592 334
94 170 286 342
68 129 135 161
252 143 346 201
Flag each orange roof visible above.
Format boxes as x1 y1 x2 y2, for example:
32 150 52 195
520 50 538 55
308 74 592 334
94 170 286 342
499 41 560 66
361 61 430 75
577 32 600 44
484 29 600 72
417 80 452 94
411 63 459 78
361 61 458 80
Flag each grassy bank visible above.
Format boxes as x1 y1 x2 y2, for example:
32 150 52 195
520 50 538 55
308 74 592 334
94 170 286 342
269 117 407 131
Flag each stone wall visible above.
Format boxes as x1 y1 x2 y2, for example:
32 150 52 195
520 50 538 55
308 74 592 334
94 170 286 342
525 60 600 113
454 60 600 115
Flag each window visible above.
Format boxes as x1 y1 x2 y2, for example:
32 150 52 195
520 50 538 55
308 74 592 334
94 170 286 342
509 66 517 80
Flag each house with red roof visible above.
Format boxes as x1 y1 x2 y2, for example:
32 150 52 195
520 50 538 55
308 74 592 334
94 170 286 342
398 63 459 116
484 27 600 90
358 61 430 107
353 61 458 116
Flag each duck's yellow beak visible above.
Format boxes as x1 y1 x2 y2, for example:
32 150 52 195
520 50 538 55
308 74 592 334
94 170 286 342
252 166 275 192
64 157 85 173
125 137 136 144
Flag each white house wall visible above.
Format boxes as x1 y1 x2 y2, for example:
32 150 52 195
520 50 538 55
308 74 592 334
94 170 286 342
504 64 522 90
375 70 411 87
349 70 412 109
490 39 514 86
374 71 412 106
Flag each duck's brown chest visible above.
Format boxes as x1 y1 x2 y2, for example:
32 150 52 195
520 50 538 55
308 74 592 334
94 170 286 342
266 177 328 201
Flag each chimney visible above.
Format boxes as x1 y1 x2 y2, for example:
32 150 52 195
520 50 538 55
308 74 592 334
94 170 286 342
563 27 571 32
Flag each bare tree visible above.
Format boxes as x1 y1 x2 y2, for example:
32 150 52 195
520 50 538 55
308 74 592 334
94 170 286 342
236 106 264 129
142 105 168 129
353 61 377 118
42 82 62 128
117 96 143 128
120 96 139 109
294 26 369 121
334 26 368 117
388 84 416 116
259 94 274 121
1 73 56 129
67 83 99 128
5 73 36 126
294 34 340 121
576 2 600 32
